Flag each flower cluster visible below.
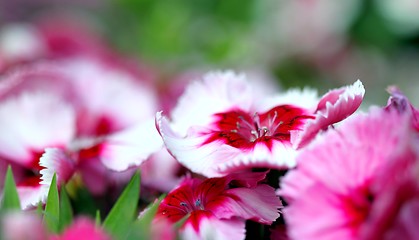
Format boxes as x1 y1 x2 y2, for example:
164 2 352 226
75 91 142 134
279 89 419 239
1 18 419 240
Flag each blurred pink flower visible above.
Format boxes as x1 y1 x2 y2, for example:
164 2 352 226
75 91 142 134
51 217 111 240
279 107 419 239
140 149 184 193
0 18 156 82
155 171 281 240
0 45 161 205
157 71 364 177
0 90 76 209
1 211 48 240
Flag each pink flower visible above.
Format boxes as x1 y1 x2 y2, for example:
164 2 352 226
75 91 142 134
51 217 111 240
140 148 185 193
0 91 76 209
155 171 282 240
279 107 419 239
0 55 161 205
0 18 156 80
157 71 364 177
0 211 48 240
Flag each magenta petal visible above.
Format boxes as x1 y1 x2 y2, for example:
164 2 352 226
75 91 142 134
386 86 419 131
385 201 419 240
358 140 419 240
284 183 361 240
280 107 418 240
212 184 282 224
281 108 411 203
292 80 365 149
225 170 269 188
52 217 111 240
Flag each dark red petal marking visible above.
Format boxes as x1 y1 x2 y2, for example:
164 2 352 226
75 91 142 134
203 105 315 150
29 150 46 171
157 176 237 224
77 114 116 137
157 178 202 222
17 175 41 187
94 116 114 136
78 143 103 161
195 177 228 207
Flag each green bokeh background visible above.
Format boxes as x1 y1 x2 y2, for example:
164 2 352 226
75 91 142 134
2 0 419 106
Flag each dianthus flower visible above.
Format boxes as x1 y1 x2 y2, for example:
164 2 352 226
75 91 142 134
279 107 419 240
155 171 282 240
157 71 364 177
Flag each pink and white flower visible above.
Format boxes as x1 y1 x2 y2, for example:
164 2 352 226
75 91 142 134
0 211 48 240
0 91 76 209
139 148 184 193
157 71 364 177
155 171 282 240
279 107 419 240
0 50 162 206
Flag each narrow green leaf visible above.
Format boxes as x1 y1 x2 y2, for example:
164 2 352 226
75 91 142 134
95 210 101 227
1 166 21 211
59 185 73 232
44 174 60 233
174 214 189 229
126 194 165 240
137 194 165 226
103 172 141 239
36 201 44 216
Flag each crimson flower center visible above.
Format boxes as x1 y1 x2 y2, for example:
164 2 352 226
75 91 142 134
233 111 283 142
180 199 205 212
204 105 315 149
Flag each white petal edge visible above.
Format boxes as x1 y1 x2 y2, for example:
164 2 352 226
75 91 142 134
40 148 75 185
170 71 255 135
100 117 163 171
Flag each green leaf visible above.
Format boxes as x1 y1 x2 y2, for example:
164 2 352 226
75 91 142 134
59 185 73 232
174 214 189 229
44 174 60 233
37 201 44 216
136 194 165 226
126 194 165 240
103 171 141 239
95 210 101 227
1 166 21 211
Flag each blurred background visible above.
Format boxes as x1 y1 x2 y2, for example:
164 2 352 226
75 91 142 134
1 0 419 107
